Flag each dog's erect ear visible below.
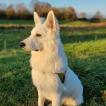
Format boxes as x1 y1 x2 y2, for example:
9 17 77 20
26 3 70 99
44 10 56 31
34 12 41 25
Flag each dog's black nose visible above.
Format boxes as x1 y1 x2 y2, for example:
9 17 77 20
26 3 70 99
20 42 25 48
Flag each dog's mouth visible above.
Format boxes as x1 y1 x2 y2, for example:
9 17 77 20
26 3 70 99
35 49 39 51
34 48 43 52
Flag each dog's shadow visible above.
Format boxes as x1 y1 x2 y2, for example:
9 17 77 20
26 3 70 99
44 100 51 106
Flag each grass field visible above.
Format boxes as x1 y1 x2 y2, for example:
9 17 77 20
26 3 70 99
0 19 106 27
0 27 106 106
60 19 106 26
0 19 34 25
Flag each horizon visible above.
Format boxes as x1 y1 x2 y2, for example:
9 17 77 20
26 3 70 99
0 0 106 18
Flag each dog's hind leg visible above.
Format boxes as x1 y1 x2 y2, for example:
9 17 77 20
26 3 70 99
52 95 62 106
62 97 77 106
63 95 83 106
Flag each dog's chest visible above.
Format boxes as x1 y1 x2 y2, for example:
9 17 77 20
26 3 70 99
30 51 65 95
31 70 61 92
30 51 67 73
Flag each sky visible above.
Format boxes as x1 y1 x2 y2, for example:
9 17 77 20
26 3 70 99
0 0 106 17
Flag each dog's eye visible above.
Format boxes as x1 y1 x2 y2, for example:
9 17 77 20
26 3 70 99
36 34 42 37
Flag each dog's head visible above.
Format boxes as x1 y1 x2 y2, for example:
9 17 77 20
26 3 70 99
20 10 60 52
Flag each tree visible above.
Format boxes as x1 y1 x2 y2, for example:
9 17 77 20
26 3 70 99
5 5 16 19
16 3 31 19
79 12 87 20
64 7 77 21
91 11 103 22
0 3 6 19
30 0 39 11
52 7 64 20
34 1 52 17
93 11 103 19
34 1 77 21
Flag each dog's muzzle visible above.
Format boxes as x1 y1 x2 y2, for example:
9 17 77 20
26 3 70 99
20 42 25 48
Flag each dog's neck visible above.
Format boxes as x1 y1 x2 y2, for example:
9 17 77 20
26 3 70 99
30 39 68 73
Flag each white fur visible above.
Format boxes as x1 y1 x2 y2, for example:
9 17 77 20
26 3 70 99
22 10 83 106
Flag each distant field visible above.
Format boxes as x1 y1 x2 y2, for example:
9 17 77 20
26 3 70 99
60 20 93 26
0 19 106 27
0 27 106 106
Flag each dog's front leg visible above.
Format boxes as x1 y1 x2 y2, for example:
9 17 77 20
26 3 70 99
52 95 62 106
38 91 45 106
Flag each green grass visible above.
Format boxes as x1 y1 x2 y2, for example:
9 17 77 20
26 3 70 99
0 19 34 25
0 27 106 106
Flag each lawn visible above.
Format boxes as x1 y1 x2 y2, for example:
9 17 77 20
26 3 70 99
0 27 106 106
0 19 34 25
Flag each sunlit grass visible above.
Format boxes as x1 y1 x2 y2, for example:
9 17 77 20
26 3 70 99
60 20 93 26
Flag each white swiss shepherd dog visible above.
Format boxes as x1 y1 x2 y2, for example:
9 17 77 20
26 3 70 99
20 10 83 106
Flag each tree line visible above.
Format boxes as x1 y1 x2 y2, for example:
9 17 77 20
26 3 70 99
0 1 104 21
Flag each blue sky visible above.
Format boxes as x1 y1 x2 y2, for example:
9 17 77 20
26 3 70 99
0 0 106 16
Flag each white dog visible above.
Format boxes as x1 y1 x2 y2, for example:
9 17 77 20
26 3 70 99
20 10 83 106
